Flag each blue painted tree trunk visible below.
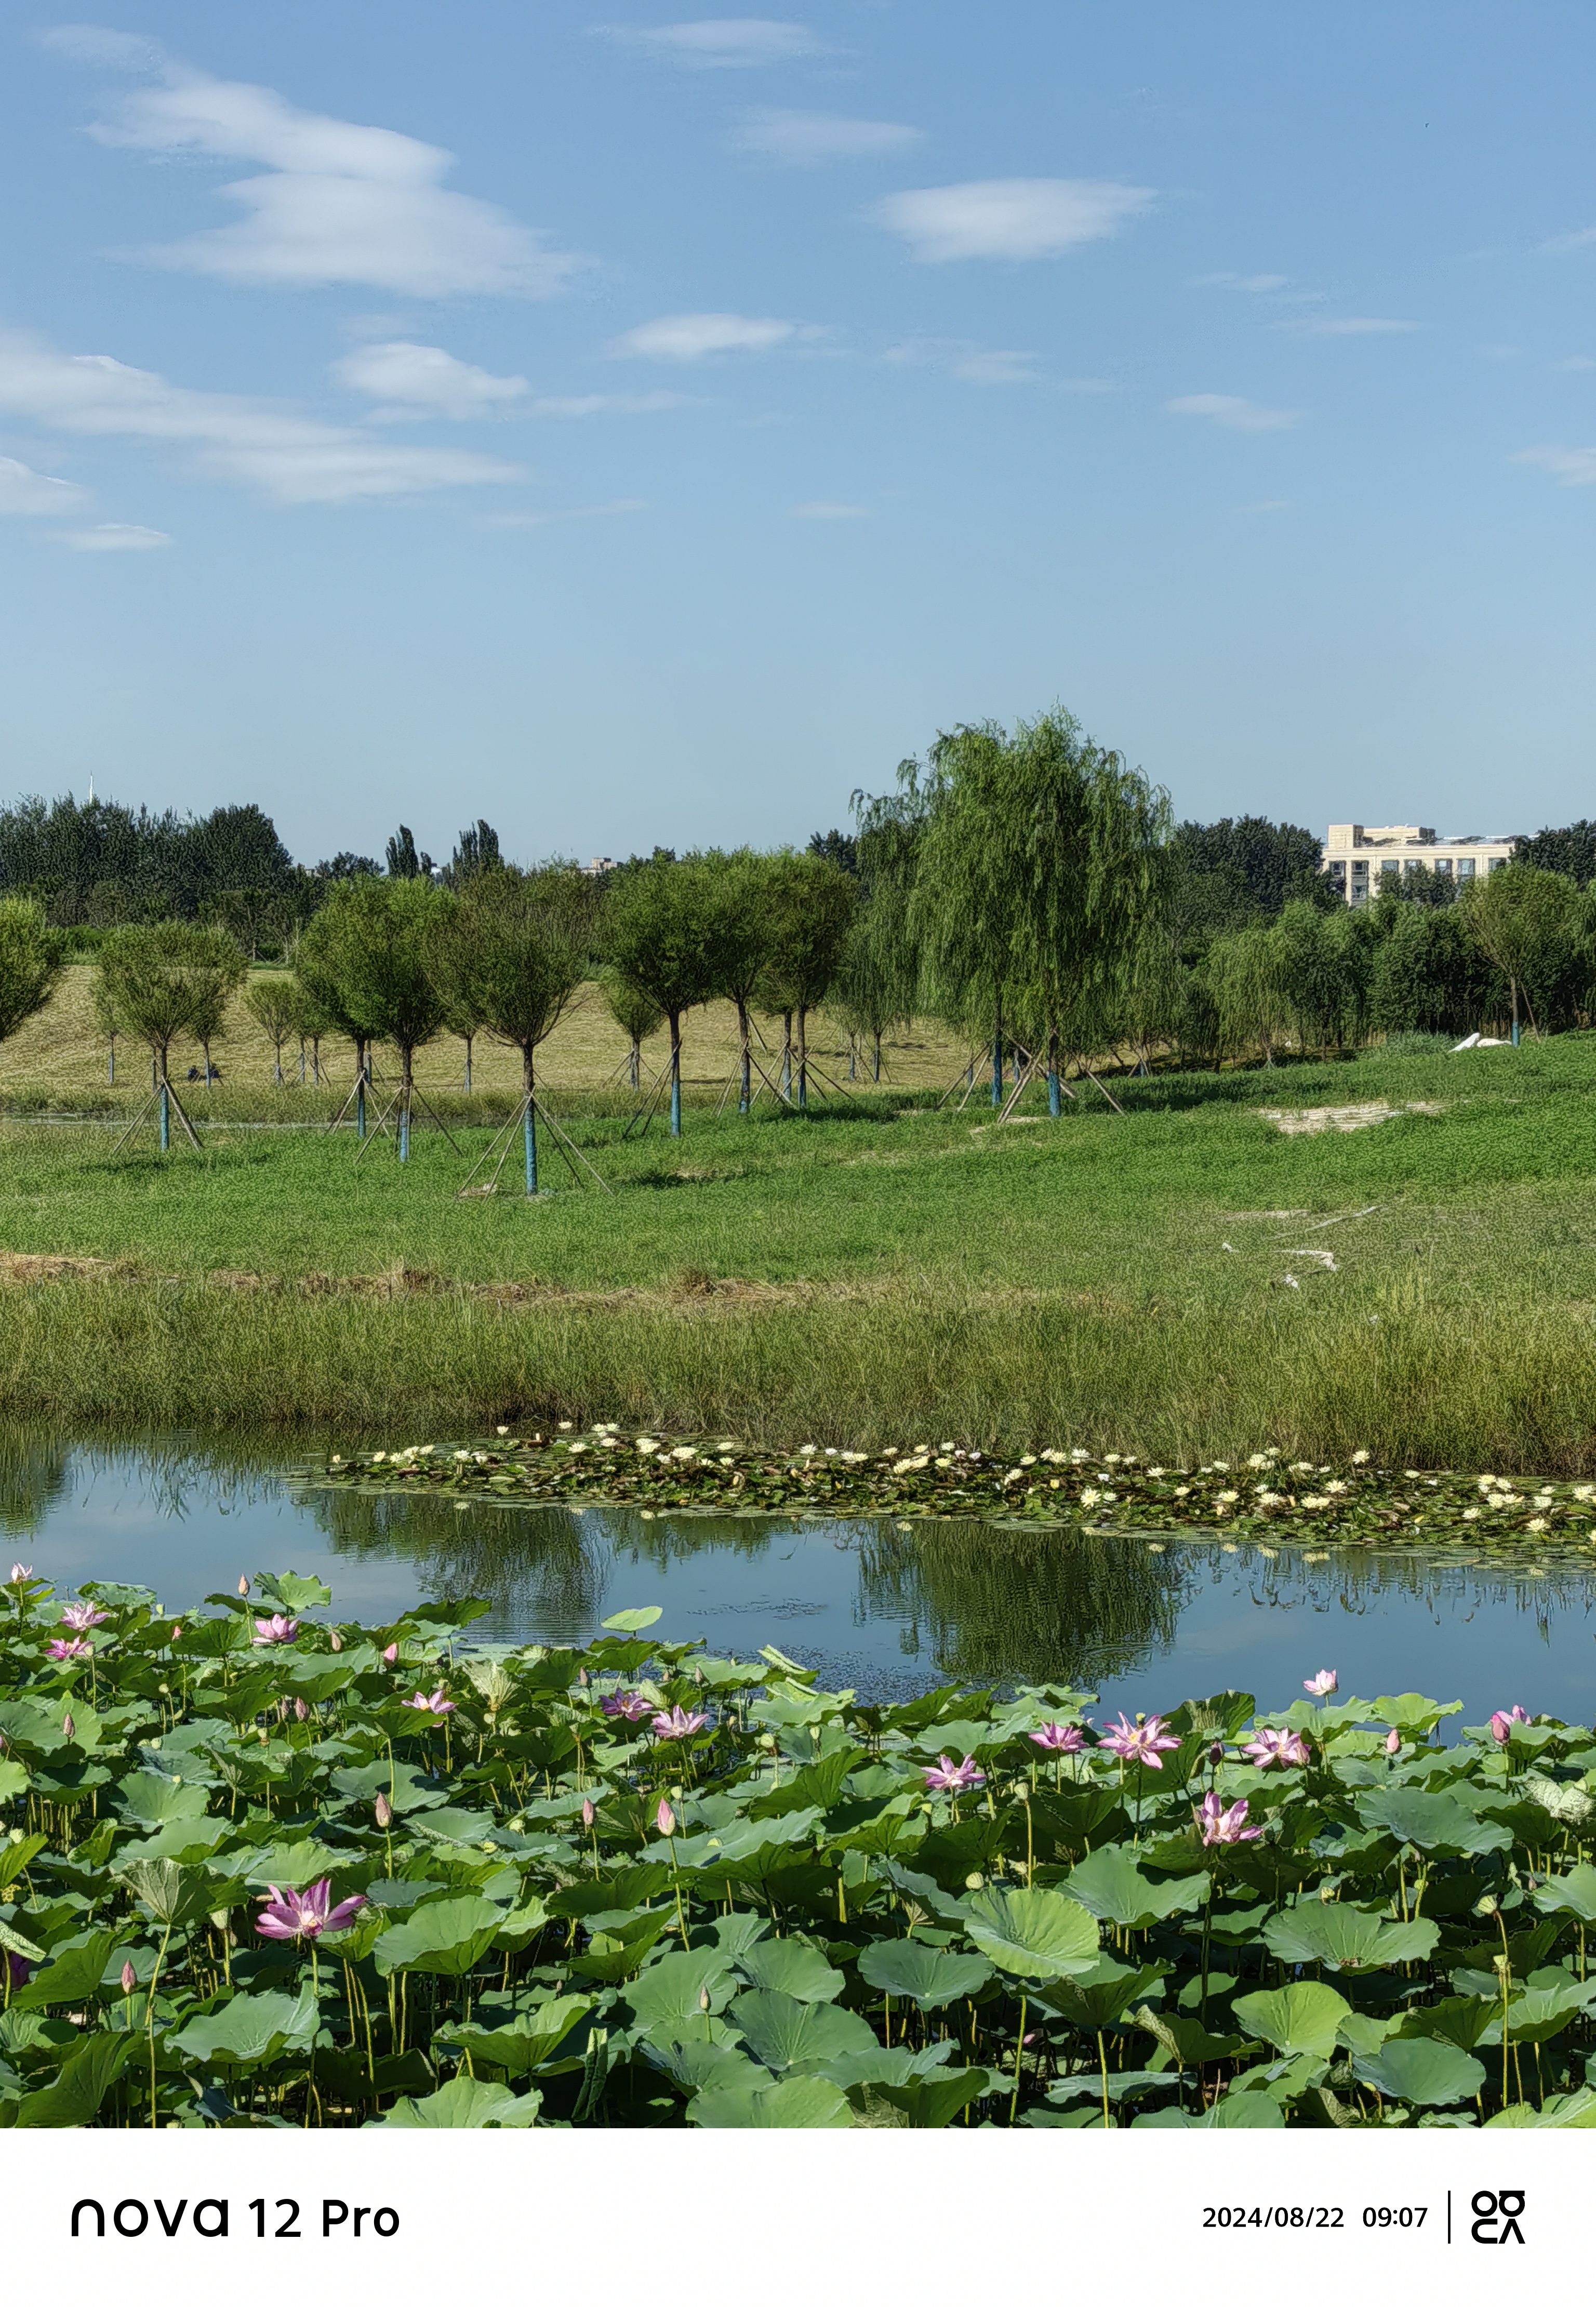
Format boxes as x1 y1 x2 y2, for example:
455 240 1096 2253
158 1079 169 1153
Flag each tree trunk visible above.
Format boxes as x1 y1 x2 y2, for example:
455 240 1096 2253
796 1004 808 1110
991 999 1004 1107
781 1012 792 1101
736 998 751 1115
523 1043 537 1194
873 1031 881 1083
669 1011 683 1137
1047 1022 1061 1118
399 1042 413 1162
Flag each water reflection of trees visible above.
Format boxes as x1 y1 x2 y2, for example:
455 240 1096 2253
0 1430 74 1535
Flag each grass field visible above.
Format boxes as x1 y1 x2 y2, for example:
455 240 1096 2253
0 1018 1592 1467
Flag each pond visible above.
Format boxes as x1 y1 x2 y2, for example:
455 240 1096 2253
5 1430 1595 1722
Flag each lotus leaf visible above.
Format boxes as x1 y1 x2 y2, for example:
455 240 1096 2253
1262 1901 1439 1971
174 1985 319 2067
1483 2089 1596 2127
1064 1845 1209 1928
114 1773 213 1827
1352 2037 1486 2104
965 1885 1100 1980
1230 1982 1351 2060
858 1939 994 2010
1134 2005 1251 2067
11 1930 123 2012
115 1858 212 1928
373 2077 540 2126
852 2067 996 2127
1134 2092 1286 2127
687 2074 853 2127
623 1946 738 2035
729 1987 876 2072
373 1894 504 1978
1356 1787 1510 1856
434 1994 591 2076
733 1937 845 2003
1534 1863 1596 1924
11 2032 131 2127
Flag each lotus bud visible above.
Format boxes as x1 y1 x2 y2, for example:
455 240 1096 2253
294 1698 309 1722
329 1629 343 1652
169 1624 182 1642
121 1960 136 1995
61 1714 73 1739
382 1643 398 1665
581 1798 595 1828
698 1986 710 2012
655 1797 676 1838
237 1575 249 1596
374 1792 393 1830
1385 1727 1401 1756
1209 1741 1225 1767
9 1564 30 1584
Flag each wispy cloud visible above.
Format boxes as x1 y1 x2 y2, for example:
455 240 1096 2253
791 500 866 518
733 109 919 164
0 455 90 516
596 19 821 67
1195 271 1289 293
610 312 800 360
332 341 528 420
874 178 1153 263
62 50 581 296
1168 393 1298 433
1514 444 1596 486
59 523 171 550
884 337 1040 387
527 392 693 416
0 334 524 504
1280 315 1417 337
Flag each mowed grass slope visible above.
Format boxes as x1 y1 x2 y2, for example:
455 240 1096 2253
0 1031 1593 1464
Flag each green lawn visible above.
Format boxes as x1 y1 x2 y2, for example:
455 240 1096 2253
1 1036 1593 1462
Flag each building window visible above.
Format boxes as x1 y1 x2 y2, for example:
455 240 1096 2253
1457 857 1475 877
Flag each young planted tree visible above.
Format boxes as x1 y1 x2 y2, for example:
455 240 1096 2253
602 858 732 1136
1459 864 1588 1041
0 898 66 1064
601 971 663 1089
244 976 301 1085
429 866 595 1192
96 921 244 1148
1203 923 1294 1065
697 849 774 1113
295 877 450 1158
757 851 859 1108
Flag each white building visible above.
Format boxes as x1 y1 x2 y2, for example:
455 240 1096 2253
1320 823 1516 906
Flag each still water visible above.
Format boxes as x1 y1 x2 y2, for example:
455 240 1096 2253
6 1434 1596 1723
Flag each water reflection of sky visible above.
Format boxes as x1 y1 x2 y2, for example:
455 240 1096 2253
8 1437 1596 1723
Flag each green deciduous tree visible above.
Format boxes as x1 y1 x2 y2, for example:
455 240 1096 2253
0 898 66 1049
756 851 858 1109
1459 864 1589 1041
601 971 663 1089
96 921 245 1144
602 859 735 1136
244 975 301 1085
295 877 451 1155
1203 923 1294 1065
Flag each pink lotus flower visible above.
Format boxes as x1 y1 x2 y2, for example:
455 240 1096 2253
46 1637 92 1662
402 1687 456 1715
1029 1721 1087 1753
329 1630 343 1652
1242 1725 1310 1769
237 1576 250 1596
255 1879 367 1943
60 1714 74 1740
650 1705 710 1741
7 1952 30 1991
655 1797 676 1837
581 1798 595 1828
1304 1670 1338 1697
251 1614 300 1647
1489 1706 1531 1745
923 1754 986 1794
1196 1792 1262 1846
381 1643 398 1665
169 1624 182 1642
9 1564 32 1584
374 1792 393 1830
293 1698 309 1722
1100 1713 1182 1770
1385 1727 1402 1756
59 1602 108 1633
600 1690 653 1722
120 1960 136 1995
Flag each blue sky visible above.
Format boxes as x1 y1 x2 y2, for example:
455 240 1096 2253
3 4 1595 864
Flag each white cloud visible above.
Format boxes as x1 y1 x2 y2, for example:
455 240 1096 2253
0 334 524 504
0 456 90 515
884 337 1040 387
59 523 171 551
610 312 797 360
1168 393 1298 432
791 500 866 518
81 64 581 295
598 19 820 67
1282 315 1417 337
37 23 163 69
1195 271 1289 293
873 177 1153 263
331 341 528 420
1514 445 1596 486
733 109 920 164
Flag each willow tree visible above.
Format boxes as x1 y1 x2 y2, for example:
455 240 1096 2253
296 876 450 1158
245 976 300 1084
1459 863 1586 1042
758 851 858 1109
602 859 732 1137
911 711 1168 1115
833 777 925 1081
96 921 244 1149
429 865 595 1192
0 899 65 1055
1204 923 1293 1065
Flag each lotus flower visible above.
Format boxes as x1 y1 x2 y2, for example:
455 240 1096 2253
1489 1706 1531 1745
381 1643 398 1665
60 1714 74 1740
923 1754 986 1794
293 1697 309 1722
581 1798 595 1828
1100 1713 1181 1770
59 1602 108 1633
373 1792 393 1830
120 1960 136 1995
255 1879 367 1943
1304 1669 1338 1697
237 1575 250 1597
1196 1792 1262 1846
402 1687 456 1715
329 1630 342 1652
1385 1727 1402 1756
251 1614 300 1647
600 1690 653 1722
1242 1725 1309 1769
46 1637 92 1662
655 1797 676 1837
1029 1721 1086 1753
650 1705 710 1741
9 1564 32 1584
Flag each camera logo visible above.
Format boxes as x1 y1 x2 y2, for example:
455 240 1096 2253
1470 2191 1526 2246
